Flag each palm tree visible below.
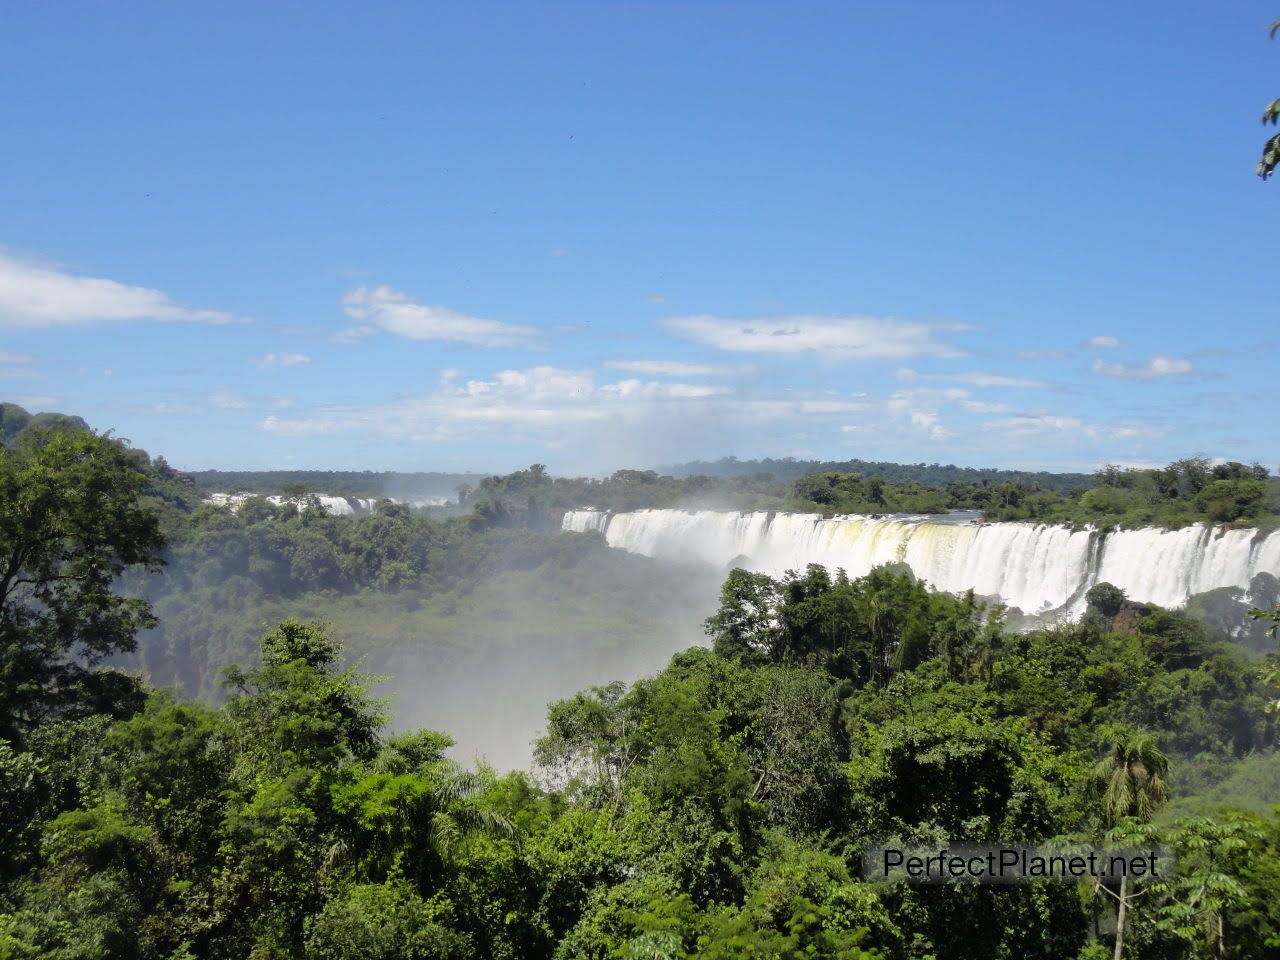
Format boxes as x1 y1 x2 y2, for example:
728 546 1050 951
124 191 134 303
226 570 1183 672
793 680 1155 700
1259 19 1280 179
1091 729 1170 960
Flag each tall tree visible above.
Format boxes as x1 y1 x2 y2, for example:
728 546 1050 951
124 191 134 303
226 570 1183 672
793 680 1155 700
1091 729 1170 960
0 428 165 741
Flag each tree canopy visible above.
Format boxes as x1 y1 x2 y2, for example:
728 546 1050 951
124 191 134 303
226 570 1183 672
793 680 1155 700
0 427 165 742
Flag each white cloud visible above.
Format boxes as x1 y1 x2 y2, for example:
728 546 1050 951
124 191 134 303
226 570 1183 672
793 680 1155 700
889 383 1011 415
886 388 970 441
983 414 1090 437
909 411 955 441
1017 349 1070 360
257 365 869 443
0 367 41 379
258 352 311 368
960 398 1013 414
1090 355 1193 379
341 285 538 347
948 371 1046 388
603 359 755 376
888 388 970 413
663 313 967 359
209 391 251 409
1089 336 1122 348
153 400 204 416
0 351 33 364
0 252 247 328
896 368 1047 388
1107 424 1167 441
326 325 377 344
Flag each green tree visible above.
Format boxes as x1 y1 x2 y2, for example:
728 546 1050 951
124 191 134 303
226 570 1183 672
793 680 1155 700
1260 18 1280 179
1089 728 1170 960
0 428 165 741
1085 583 1127 620
1148 815 1262 959
304 880 474 960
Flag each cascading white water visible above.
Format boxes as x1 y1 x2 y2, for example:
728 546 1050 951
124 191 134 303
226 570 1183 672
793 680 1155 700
562 509 1280 615
204 493 382 515
204 493 453 514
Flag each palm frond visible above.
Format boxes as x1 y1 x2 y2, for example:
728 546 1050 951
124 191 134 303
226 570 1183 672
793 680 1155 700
1256 134 1279 179
428 810 463 858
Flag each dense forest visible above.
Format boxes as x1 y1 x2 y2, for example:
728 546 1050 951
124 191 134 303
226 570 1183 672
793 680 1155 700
2 412 1280 958
665 455 1096 491
447 459 1280 531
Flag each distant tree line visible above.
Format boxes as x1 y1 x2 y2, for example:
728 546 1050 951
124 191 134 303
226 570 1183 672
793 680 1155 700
664 455 1096 492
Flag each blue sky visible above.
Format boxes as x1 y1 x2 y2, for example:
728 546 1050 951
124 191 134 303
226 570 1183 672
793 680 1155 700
1 1 1276 474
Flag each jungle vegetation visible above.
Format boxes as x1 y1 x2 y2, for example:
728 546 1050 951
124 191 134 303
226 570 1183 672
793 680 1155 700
2 414 1280 958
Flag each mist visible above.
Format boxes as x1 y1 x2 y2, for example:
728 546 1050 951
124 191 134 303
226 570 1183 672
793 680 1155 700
343 556 721 769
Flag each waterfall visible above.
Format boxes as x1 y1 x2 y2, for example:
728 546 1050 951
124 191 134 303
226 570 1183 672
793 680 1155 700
204 493 382 515
562 509 1280 615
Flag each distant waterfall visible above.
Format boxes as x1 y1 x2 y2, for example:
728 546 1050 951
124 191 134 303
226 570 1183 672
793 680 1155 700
562 509 1280 615
204 493 381 515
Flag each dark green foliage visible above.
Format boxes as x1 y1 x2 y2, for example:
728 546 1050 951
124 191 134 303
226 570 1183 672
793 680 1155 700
4 561 1280 958
470 455 1277 530
304 881 474 960
707 563 999 686
2 411 1279 958
0 427 165 742
1086 582 1127 619
0 402 90 444
668 455 1094 493
1259 18 1280 179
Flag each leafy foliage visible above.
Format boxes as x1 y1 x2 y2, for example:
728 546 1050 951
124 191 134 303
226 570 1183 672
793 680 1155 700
3 416 1280 958
0 427 165 741
1260 18 1280 179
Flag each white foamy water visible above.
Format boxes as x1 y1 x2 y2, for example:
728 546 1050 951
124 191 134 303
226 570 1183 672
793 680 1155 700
204 493 382 515
562 509 1280 615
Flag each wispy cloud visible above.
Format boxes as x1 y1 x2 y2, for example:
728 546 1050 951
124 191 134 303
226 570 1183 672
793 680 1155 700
908 410 955 441
257 366 869 446
663 313 967 359
257 352 311 368
887 388 972 441
896 368 1047 389
1017 349 1071 360
603 359 755 377
1091 355 1193 379
982 414 1088 437
209 390 251 409
1089 336 1122 348
981 414 1165 442
340 285 538 347
0 351 33 364
326 325 377 344
0 252 247 328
